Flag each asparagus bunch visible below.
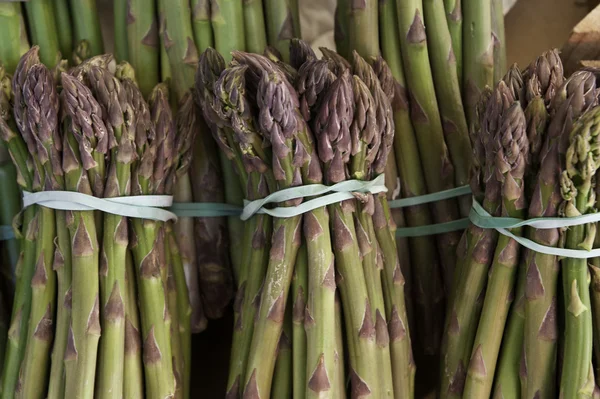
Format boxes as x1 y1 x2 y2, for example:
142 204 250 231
0 49 194 399
196 39 413 398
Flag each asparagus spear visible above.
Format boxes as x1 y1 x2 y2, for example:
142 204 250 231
127 80 175 399
0 3 28 74
86 66 132 399
395 0 463 297
313 70 378 397
494 70 598 398
271 305 293 398
290 38 316 70
126 0 160 98
463 0 493 128
559 105 600 399
292 244 308 399
24 0 60 67
462 102 529 398
0 63 35 399
113 0 128 62
591 265 600 386
211 0 245 63
263 0 300 61
521 51 564 399
191 0 214 54
53 1 72 59
15 61 62 399
243 0 268 54
332 294 346 399
68 0 103 56
0 162 19 279
379 0 444 374
196 50 271 399
334 0 350 59
440 83 507 399
186 91 231 324
347 0 378 60
241 61 303 399
370 55 416 399
208 0 247 281
491 0 506 82
123 251 144 399
61 72 105 399
423 0 472 217
444 0 462 90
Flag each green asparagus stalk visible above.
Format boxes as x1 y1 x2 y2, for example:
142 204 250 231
370 55 416 399
443 0 462 90
347 0 378 60
463 0 493 128
62 71 108 399
0 4 27 74
15 61 64 399
271 304 293 398
127 79 176 399
123 251 144 399
191 0 214 53
263 0 300 61
0 62 35 399
180 91 232 321
0 162 20 277
379 0 444 370
241 62 303 399
0 292 7 378
52 0 72 61
423 0 472 217
157 0 170 82
24 0 60 67
68 0 103 56
334 0 350 59
313 71 378 397
113 0 128 62
590 265 600 386
558 105 600 399
395 0 463 296
164 236 183 399
292 244 308 399
440 83 507 399
211 0 245 62
126 0 159 98
196 51 269 399
332 294 346 399
208 0 247 280
87 66 132 399
462 102 529 398
521 51 564 399
243 0 267 54
491 0 506 82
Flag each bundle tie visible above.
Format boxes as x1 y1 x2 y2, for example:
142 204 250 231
469 198 600 259
22 191 177 222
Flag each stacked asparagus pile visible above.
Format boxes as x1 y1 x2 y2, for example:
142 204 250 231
0 47 196 399
439 49 600 399
196 40 414 398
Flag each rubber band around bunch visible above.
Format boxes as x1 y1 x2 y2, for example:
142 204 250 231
470 198 600 259
0 225 14 241
20 191 178 222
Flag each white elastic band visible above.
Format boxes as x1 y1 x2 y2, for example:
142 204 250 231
240 174 388 220
23 191 177 222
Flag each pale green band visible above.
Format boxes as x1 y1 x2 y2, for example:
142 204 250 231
22 191 177 222
391 185 472 237
470 198 600 259
0 225 14 241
